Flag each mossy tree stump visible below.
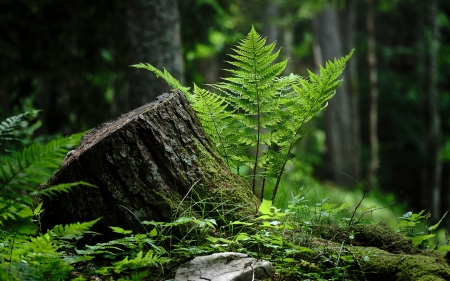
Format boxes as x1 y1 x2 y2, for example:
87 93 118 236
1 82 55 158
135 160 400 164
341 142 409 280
38 90 259 240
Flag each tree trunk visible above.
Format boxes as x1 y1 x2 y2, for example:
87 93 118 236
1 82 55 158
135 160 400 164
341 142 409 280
116 0 184 115
281 24 295 75
418 0 442 220
261 1 280 44
38 91 259 241
315 8 355 186
427 0 442 221
366 0 379 181
341 0 361 182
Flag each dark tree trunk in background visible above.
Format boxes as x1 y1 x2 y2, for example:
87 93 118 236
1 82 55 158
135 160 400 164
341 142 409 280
341 0 361 182
35 13 85 135
311 18 323 73
117 0 184 115
366 0 379 182
281 24 295 75
426 0 442 221
262 1 280 44
195 56 220 85
417 1 428 209
315 8 359 186
417 0 442 221
39 91 259 241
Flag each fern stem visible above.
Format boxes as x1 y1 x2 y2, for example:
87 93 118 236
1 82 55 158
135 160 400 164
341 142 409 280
210 116 230 167
251 44 261 195
271 104 317 201
260 167 267 201
271 141 294 201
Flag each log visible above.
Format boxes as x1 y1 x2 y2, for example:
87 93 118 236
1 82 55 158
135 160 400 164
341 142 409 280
38 90 259 240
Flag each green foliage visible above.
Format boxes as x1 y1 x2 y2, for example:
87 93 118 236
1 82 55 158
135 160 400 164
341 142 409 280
0 112 102 280
397 210 448 248
133 27 352 202
35 181 97 198
0 132 84 206
224 196 360 280
190 83 238 166
0 116 445 280
131 63 190 96
52 218 102 240
0 110 41 149
0 203 101 280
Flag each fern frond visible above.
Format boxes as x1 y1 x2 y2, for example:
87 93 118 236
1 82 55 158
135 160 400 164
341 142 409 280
96 250 162 275
0 110 40 140
33 181 97 197
0 220 75 280
213 26 296 193
269 50 354 201
131 63 190 97
51 217 101 240
190 84 237 166
0 132 84 203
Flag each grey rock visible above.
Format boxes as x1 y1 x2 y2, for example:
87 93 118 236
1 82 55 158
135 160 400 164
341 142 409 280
174 252 273 281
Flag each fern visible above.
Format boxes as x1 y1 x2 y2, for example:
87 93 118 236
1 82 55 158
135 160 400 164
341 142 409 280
0 215 101 280
212 26 297 193
131 63 190 96
51 217 102 240
268 52 354 200
96 250 162 275
0 132 84 204
0 110 40 145
133 27 352 202
34 181 97 198
190 84 237 166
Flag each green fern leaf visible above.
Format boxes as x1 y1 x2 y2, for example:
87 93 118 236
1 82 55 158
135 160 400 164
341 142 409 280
0 132 84 203
0 110 40 147
269 50 354 200
33 181 97 197
212 26 296 193
52 217 101 240
131 63 190 96
190 84 238 166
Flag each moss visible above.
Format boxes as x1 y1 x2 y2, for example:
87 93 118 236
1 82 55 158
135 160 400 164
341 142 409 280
349 222 419 254
348 245 450 281
317 221 419 255
308 223 450 280
192 137 259 221
151 186 182 216
396 254 450 281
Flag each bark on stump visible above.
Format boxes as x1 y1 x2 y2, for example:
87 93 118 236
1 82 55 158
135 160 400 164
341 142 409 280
38 90 259 241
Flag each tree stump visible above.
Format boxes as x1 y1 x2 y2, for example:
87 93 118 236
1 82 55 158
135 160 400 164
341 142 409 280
38 90 259 240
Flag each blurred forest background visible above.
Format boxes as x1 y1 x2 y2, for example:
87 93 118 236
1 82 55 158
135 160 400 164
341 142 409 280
1 0 450 226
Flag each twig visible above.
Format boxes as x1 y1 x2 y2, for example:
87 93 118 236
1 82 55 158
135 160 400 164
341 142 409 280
356 200 397 224
348 172 377 226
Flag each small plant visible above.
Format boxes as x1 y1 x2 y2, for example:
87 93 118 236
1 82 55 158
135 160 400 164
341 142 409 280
0 110 41 152
397 209 448 248
133 27 352 202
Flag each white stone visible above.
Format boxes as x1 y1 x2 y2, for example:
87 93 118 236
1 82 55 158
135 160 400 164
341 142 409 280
175 252 273 281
